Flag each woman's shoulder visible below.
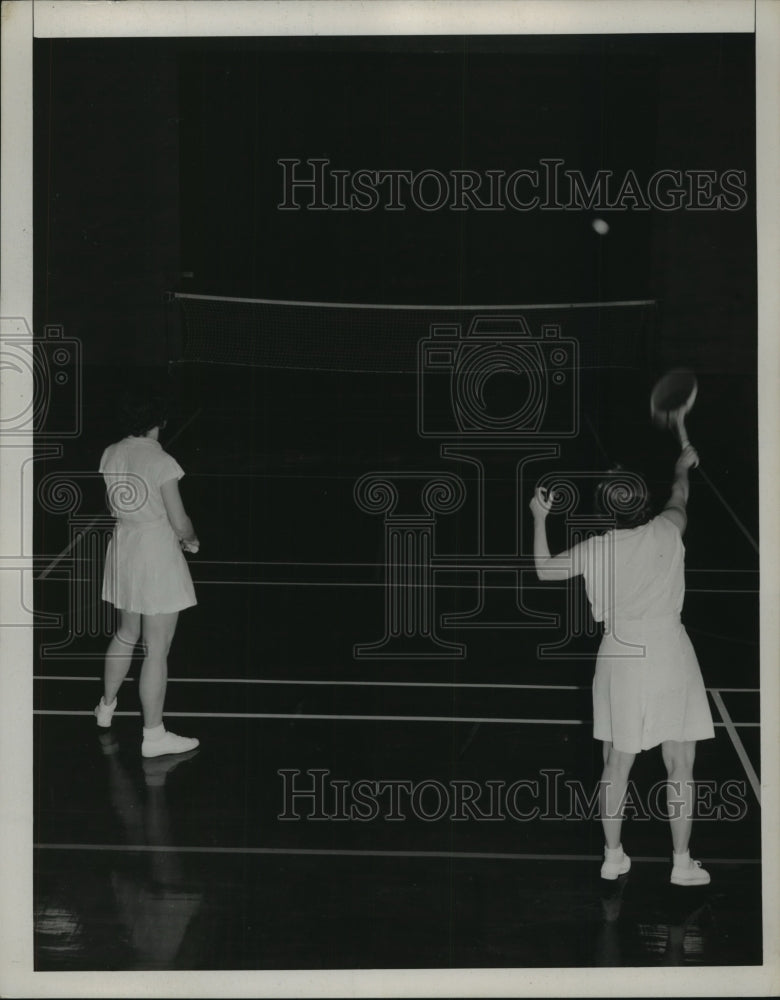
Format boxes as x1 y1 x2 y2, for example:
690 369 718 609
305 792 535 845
650 513 679 535
649 513 686 550
99 439 123 468
153 446 185 481
575 531 604 564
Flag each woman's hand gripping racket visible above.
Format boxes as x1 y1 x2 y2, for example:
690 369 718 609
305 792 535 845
529 486 556 520
180 538 200 554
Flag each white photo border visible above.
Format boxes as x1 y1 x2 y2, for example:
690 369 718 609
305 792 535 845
1 1 777 996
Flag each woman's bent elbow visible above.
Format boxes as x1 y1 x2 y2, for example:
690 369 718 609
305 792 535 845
538 567 568 582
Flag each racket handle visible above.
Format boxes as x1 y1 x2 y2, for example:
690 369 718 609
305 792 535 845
673 409 690 450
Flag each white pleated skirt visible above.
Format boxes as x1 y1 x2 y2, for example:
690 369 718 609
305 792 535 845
592 615 715 753
102 518 197 616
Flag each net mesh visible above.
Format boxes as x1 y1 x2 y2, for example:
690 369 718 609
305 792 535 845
171 293 656 374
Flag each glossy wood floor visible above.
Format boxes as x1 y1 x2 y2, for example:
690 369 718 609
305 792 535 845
34 711 762 970
33 364 763 970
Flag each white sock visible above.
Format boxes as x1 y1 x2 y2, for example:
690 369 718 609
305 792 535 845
142 724 165 742
101 696 117 709
673 849 691 865
605 845 624 860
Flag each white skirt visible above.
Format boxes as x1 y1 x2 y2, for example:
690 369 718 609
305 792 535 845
102 518 197 616
592 615 715 753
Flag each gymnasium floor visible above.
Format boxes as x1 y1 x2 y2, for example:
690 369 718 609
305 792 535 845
32 362 762 971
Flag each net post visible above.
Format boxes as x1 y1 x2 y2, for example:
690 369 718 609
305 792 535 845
163 290 182 372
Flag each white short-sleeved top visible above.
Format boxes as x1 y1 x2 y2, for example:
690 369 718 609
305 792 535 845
99 436 184 524
574 515 685 627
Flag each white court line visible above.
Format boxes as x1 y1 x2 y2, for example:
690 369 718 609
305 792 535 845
35 710 585 725
188 561 759 571
697 466 760 554
38 407 203 581
168 581 763 593
710 689 762 804
34 843 759 865
183 560 760 572
38 525 99 582
32 676 760 694
33 573 759 594
35 676 587 690
32 709 757 727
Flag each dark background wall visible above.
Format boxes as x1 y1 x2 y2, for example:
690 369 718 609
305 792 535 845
34 40 180 368
34 34 755 373
30 32 760 697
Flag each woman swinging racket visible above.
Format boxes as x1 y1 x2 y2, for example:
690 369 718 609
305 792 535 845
530 443 714 886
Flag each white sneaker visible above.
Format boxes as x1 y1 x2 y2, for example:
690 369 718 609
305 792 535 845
671 858 711 886
601 851 631 880
94 697 117 728
141 729 200 758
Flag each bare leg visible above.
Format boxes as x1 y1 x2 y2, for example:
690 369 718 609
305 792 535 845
662 740 710 884
661 739 696 854
600 742 636 849
103 610 141 704
139 612 178 729
138 612 199 758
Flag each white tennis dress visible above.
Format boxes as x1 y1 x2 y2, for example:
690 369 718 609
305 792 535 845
100 436 197 615
576 514 714 754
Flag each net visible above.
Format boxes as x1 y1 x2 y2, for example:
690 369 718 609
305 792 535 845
170 293 657 375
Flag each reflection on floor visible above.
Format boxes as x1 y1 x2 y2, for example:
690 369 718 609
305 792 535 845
34 721 762 971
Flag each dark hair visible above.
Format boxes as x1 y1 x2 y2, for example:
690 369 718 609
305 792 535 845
117 387 169 437
593 466 653 529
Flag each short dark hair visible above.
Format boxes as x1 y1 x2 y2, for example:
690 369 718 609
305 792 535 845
593 466 652 529
117 387 169 437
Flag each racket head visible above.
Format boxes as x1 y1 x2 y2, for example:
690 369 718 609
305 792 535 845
650 368 698 428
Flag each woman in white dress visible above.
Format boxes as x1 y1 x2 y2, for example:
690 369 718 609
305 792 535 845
95 389 200 758
530 444 714 886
